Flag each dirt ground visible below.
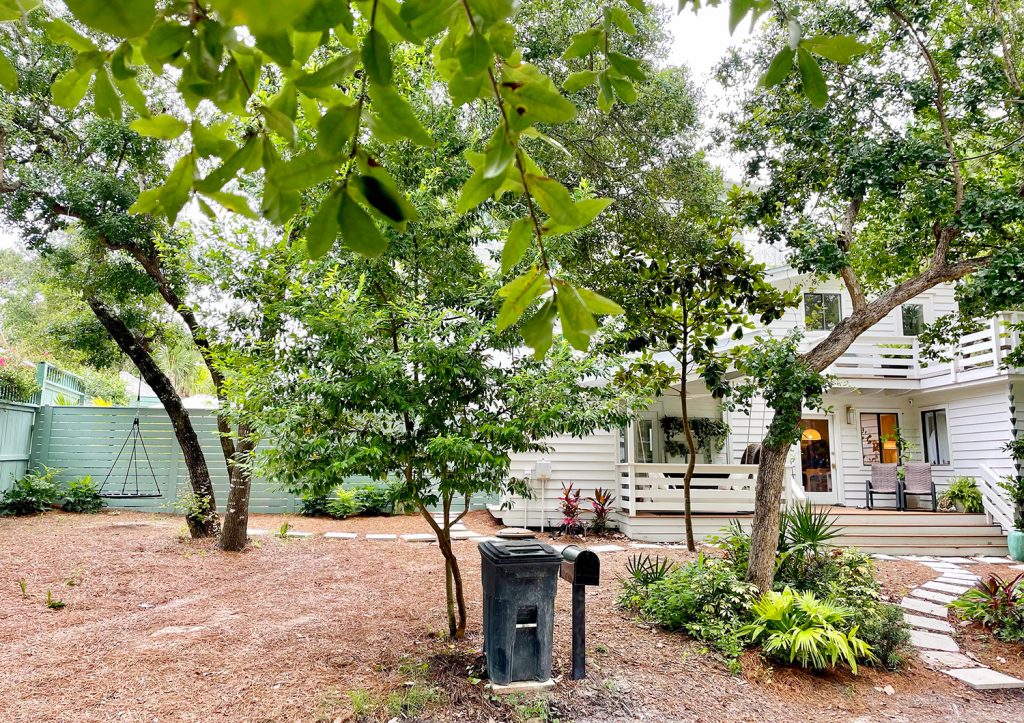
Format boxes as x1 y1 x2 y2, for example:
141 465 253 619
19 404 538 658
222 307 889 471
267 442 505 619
1 510 1023 723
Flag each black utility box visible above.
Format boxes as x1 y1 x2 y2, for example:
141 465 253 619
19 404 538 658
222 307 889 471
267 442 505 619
479 539 562 685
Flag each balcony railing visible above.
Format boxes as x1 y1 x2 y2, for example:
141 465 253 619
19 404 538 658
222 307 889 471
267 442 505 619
811 312 1022 386
617 463 797 515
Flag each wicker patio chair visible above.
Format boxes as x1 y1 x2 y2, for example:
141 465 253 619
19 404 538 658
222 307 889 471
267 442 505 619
903 462 937 511
865 463 901 510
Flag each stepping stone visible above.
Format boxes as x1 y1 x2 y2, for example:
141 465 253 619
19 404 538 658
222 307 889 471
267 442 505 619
909 629 959 652
400 533 436 542
922 563 962 571
247 529 269 536
904 613 953 633
1010 564 1024 571
935 557 975 564
923 581 972 595
631 543 664 549
940 571 979 581
451 529 481 540
943 668 1024 690
919 651 982 669
972 557 1014 564
872 554 898 560
588 544 625 553
472 536 501 543
324 532 358 540
901 596 950 619
911 588 957 605
285 531 313 538
366 533 397 540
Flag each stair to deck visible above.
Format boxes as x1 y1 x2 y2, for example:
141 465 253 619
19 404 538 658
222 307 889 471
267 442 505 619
609 509 1009 556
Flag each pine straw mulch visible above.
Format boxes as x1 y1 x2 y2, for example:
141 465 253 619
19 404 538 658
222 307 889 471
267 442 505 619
1 510 1022 723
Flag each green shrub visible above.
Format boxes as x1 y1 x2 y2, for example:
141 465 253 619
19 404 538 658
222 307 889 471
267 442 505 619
950 573 1024 643
640 554 757 670
939 477 983 513
0 466 60 515
618 553 674 610
741 588 872 673
780 548 880 607
854 603 912 670
300 493 332 517
0 356 39 402
61 476 105 513
327 488 360 519
708 520 751 575
353 483 395 516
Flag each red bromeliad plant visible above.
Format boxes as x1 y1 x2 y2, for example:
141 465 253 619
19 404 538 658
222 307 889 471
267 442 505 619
589 487 616 534
949 572 1024 642
560 482 583 535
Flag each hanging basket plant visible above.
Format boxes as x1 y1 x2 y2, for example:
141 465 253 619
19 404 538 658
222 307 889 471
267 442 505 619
661 416 730 462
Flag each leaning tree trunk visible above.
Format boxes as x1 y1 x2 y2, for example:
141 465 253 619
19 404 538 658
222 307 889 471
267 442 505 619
87 297 220 538
679 365 697 552
418 495 468 639
745 429 791 592
218 425 254 552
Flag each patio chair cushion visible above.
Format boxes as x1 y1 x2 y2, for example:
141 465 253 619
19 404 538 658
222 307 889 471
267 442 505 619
869 463 899 492
903 462 933 494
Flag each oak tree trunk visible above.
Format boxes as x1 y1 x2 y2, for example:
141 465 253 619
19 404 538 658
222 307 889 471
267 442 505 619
745 432 791 591
87 297 220 538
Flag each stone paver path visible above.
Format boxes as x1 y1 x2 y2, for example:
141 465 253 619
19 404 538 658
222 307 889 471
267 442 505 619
891 554 1024 691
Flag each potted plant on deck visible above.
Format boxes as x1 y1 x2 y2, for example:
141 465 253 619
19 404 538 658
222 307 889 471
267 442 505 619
1004 440 1024 562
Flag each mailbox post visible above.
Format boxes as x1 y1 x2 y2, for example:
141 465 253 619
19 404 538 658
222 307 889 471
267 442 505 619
559 546 600 680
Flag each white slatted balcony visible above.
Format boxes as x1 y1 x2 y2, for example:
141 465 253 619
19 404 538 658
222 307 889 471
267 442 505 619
616 462 797 515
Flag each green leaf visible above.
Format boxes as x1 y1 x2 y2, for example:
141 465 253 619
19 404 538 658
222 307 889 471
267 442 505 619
541 197 612 236
796 47 828 108
520 298 556 358
802 35 870 64
353 157 419 228
143 20 191 66
51 64 96 109
261 181 301 225
113 74 149 115
64 0 155 38
295 52 357 92
206 191 257 218
761 46 794 87
577 287 623 316
294 0 350 32
624 0 646 9
456 165 505 213
555 281 597 351
0 53 16 92
362 28 392 86
456 31 492 77
563 70 598 93
0 0 40 21
562 28 602 60
525 174 579 227
607 52 646 82
305 187 342 259
318 102 360 156
608 7 636 35
501 63 577 126
303 186 344 259
501 217 532 273
597 69 614 112
337 190 387 257
254 32 293 67
196 134 261 193
728 0 753 34
130 114 186 139
43 18 97 52
610 76 637 104
496 266 546 331
261 105 298 146
483 129 515 179
267 151 340 190
92 68 122 120
368 83 433 146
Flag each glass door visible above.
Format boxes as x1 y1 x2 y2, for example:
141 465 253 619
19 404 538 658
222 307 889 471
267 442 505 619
799 417 838 503
633 412 660 464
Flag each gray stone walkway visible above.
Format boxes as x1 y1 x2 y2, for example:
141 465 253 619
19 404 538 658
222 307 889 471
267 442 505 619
892 554 1024 691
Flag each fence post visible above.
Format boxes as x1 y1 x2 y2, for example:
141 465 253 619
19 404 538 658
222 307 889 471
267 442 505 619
31 405 53 469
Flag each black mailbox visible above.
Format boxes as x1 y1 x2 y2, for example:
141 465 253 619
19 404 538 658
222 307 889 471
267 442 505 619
560 546 600 586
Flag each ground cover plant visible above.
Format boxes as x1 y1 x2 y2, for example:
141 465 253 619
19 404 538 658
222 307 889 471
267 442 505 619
60 476 105 514
0 466 60 516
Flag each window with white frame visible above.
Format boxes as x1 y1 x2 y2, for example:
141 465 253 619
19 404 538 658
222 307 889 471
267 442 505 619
804 293 841 331
902 304 924 336
860 412 900 465
921 409 951 465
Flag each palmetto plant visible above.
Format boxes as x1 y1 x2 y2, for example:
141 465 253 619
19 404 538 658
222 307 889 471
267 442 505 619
625 554 675 588
741 588 872 673
780 503 840 554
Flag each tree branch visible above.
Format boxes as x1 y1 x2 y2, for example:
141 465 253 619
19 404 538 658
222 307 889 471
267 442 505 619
838 196 866 311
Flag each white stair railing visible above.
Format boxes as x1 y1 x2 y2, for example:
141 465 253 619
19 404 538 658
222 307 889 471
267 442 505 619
978 463 1015 534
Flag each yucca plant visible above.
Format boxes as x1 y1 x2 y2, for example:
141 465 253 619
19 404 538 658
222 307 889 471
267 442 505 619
741 588 872 673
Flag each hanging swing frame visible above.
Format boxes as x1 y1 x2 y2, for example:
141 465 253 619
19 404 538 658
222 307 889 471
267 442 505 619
98 374 163 500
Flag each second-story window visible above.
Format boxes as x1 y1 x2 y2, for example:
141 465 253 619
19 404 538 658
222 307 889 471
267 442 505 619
804 293 841 331
902 304 924 336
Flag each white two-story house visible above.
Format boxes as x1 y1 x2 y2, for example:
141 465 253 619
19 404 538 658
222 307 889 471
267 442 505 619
492 268 1024 555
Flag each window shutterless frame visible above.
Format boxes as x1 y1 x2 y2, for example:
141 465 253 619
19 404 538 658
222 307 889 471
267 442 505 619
920 408 951 465
804 292 842 331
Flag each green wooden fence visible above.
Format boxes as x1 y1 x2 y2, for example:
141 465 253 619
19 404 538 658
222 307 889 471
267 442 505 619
0 401 36 492
27 405 497 514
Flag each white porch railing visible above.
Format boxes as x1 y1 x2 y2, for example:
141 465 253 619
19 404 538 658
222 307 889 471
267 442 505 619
978 463 1015 535
617 463 796 515
811 312 1023 386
